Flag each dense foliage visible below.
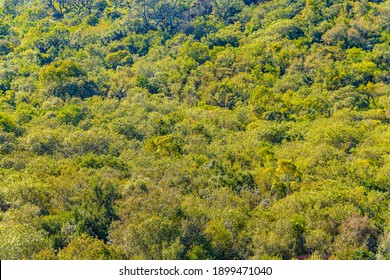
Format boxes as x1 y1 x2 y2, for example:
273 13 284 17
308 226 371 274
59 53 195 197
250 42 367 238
0 0 390 260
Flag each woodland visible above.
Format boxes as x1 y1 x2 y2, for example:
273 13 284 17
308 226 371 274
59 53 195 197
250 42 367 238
0 0 390 260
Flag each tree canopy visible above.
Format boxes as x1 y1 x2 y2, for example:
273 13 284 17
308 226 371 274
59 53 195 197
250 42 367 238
0 0 390 260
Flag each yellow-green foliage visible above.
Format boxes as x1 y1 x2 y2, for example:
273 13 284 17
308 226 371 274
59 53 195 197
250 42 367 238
0 0 389 260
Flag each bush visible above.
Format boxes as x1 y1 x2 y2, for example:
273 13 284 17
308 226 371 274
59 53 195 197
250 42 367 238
86 15 99 26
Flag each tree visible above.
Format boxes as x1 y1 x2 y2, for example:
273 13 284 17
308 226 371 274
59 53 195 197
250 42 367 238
58 234 114 260
122 0 190 32
40 60 98 99
0 205 49 259
42 0 94 18
211 0 244 23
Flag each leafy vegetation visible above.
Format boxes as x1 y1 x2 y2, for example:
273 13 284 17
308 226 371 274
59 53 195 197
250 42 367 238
0 0 390 260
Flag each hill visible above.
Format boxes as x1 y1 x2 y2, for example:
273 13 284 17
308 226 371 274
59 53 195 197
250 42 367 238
0 0 389 260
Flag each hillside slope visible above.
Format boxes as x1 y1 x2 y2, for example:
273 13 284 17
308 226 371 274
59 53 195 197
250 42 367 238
0 0 389 260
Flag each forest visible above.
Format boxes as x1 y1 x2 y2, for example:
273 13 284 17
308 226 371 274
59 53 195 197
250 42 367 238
0 0 389 260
